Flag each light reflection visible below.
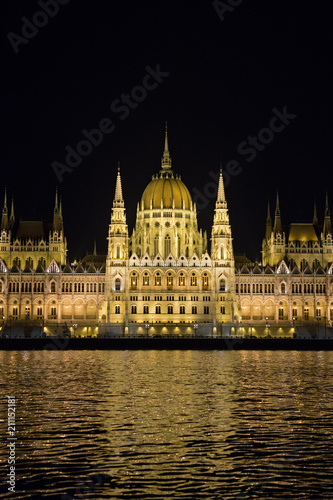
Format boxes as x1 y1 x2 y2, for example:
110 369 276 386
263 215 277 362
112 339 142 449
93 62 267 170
0 350 332 498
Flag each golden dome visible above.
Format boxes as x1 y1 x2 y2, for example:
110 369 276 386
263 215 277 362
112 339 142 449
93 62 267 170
141 174 192 210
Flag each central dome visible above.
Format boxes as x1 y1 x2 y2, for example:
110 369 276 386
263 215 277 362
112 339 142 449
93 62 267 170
140 124 192 210
141 174 192 210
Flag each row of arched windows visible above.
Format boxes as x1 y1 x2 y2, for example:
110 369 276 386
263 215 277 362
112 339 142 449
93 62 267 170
129 272 210 289
236 283 275 294
114 305 208 315
291 283 327 294
61 282 104 293
6 282 46 293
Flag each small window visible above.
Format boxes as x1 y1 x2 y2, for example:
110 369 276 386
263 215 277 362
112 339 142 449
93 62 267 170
219 279 226 292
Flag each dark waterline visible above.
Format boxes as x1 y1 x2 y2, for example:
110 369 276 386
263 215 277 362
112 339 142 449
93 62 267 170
1 350 333 499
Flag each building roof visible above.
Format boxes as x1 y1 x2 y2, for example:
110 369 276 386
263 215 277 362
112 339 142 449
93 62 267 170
141 174 192 210
288 223 318 242
15 221 51 239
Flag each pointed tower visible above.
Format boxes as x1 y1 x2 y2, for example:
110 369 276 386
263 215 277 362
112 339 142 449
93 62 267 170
265 201 272 240
9 197 15 229
50 188 66 265
323 192 332 236
53 188 63 233
273 192 282 234
262 191 286 266
321 192 333 266
313 200 318 227
161 122 172 173
1 188 9 231
104 166 129 329
107 166 128 259
211 168 236 325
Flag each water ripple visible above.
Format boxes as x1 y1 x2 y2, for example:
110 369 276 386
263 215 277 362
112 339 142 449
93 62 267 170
1 350 333 499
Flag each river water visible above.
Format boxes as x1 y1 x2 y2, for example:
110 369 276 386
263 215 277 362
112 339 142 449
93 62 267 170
1 349 333 499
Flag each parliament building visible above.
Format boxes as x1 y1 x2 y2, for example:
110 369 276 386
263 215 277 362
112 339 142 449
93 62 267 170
1 129 332 337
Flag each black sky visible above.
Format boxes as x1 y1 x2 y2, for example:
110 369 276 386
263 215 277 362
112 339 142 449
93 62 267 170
2 1 333 261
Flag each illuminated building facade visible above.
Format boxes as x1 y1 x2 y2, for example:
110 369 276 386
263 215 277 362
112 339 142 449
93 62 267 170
0 129 332 337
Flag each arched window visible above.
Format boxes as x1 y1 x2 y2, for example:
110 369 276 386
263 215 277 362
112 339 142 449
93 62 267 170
219 279 226 292
50 282 56 293
177 235 181 257
155 273 161 286
192 305 197 314
179 273 185 286
115 278 121 291
155 305 161 314
143 273 149 286
202 273 209 288
190 273 197 286
131 273 138 288
115 305 120 314
131 305 137 314
50 305 57 319
164 235 171 257
143 305 149 314
280 282 286 294
168 305 173 314
167 274 173 287
219 245 224 260
116 245 120 259
180 305 185 314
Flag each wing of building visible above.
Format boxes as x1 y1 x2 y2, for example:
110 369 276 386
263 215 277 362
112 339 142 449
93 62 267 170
0 128 332 338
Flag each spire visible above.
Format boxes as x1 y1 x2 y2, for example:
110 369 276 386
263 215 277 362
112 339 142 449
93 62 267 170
54 187 59 212
113 164 124 207
323 192 332 235
273 191 282 234
9 197 15 228
265 200 272 240
313 200 318 226
1 188 9 231
161 122 172 172
93 239 97 255
53 187 63 232
3 188 8 213
216 167 226 207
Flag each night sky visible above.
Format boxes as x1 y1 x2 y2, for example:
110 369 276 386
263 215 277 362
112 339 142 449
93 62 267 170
2 1 333 262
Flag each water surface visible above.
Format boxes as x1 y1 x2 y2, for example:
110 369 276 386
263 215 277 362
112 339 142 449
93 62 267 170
1 350 333 499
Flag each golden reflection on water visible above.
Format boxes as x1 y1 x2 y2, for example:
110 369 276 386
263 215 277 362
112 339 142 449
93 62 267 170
1 350 333 499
